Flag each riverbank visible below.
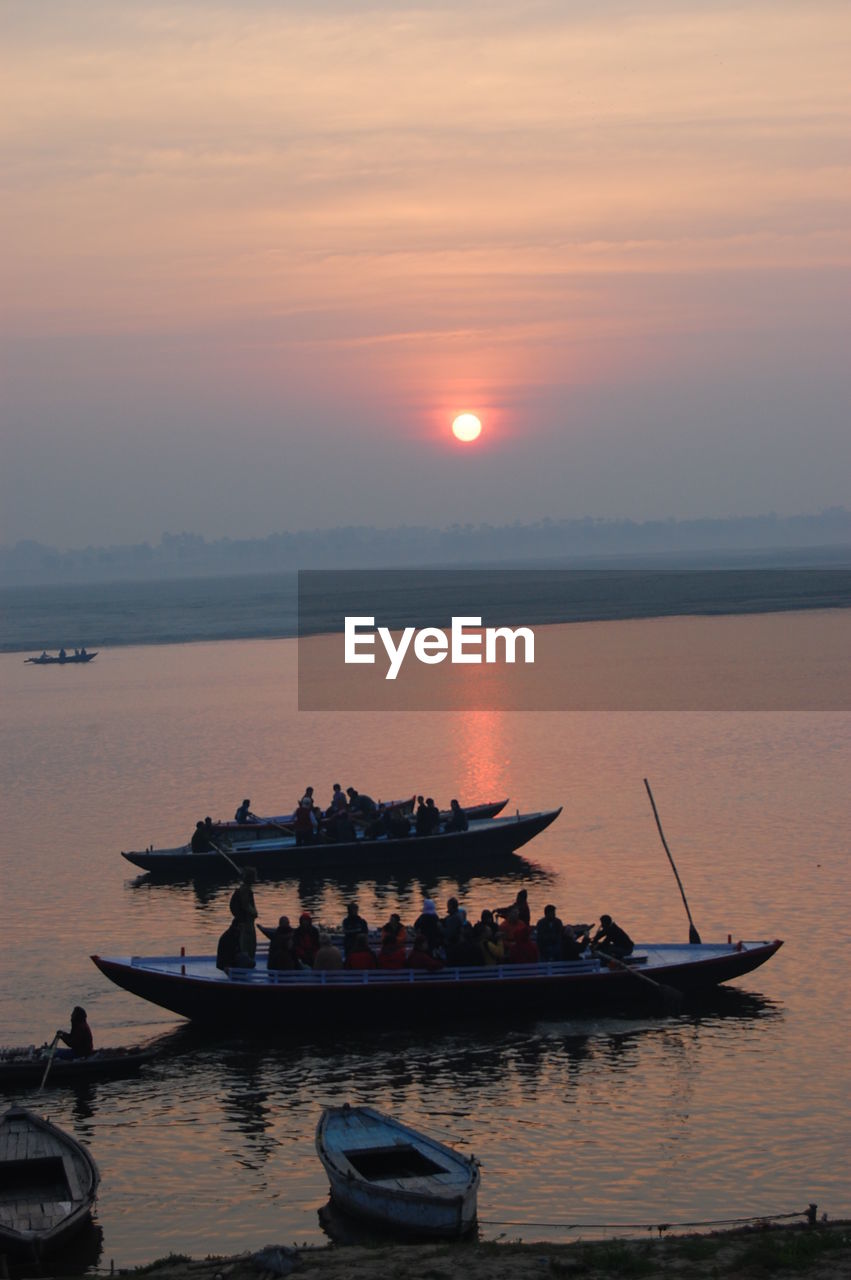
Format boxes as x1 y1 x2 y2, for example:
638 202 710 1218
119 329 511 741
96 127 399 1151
114 1220 851 1280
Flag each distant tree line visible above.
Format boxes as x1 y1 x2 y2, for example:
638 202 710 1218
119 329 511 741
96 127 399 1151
2 508 850 586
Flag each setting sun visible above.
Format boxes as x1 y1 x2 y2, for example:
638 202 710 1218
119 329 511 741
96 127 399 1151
452 413 482 443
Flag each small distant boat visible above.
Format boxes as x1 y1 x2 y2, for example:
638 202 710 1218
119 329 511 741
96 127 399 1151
316 1104 479 1239
0 1045 156 1090
0 1105 100 1259
25 650 98 666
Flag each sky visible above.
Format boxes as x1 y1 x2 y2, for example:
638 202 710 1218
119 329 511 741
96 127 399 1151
1 0 849 549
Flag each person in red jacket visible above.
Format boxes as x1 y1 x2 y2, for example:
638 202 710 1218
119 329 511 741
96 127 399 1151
377 932 407 969
345 933 378 969
57 1006 94 1058
293 912 320 966
509 923 540 965
407 934 444 971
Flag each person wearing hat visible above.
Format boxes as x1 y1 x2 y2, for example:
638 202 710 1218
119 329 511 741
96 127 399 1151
535 904 565 961
57 1006 94 1058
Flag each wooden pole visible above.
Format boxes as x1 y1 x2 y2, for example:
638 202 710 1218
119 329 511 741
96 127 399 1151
644 778 702 944
38 1032 62 1090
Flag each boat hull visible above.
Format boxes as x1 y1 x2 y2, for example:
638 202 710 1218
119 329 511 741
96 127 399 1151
316 1105 479 1239
121 808 560 877
92 940 783 1030
0 1047 155 1090
0 1106 99 1258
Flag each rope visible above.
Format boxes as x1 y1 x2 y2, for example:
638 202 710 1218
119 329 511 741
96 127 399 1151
478 1207 812 1233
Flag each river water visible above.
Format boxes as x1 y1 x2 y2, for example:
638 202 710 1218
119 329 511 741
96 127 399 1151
0 618 849 1266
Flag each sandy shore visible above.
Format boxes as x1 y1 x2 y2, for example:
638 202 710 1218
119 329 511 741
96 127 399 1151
101 1220 851 1280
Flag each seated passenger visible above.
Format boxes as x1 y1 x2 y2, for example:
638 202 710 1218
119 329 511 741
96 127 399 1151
346 933 378 969
407 933 444 971
293 912 320 967
381 912 407 945
445 799 468 832
561 923 590 961
535 904 564 961
313 934 344 970
267 917 299 970
191 820 214 852
508 923 540 964
591 914 634 959
387 806 412 838
365 803 392 840
447 921 482 967
57 1006 93 1059
377 932 407 969
329 811 357 843
477 923 505 966
234 798 255 824
498 906 525 948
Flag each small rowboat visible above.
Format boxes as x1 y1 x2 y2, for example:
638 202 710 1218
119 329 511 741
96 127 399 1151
0 1105 100 1258
24 651 98 665
316 1104 479 1238
0 1046 156 1090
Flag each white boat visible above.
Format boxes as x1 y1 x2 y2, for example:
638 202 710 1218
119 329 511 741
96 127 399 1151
0 1105 100 1259
315 1103 480 1238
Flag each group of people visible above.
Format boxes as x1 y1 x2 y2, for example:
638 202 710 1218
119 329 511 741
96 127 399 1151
228 788 470 847
215 880 634 976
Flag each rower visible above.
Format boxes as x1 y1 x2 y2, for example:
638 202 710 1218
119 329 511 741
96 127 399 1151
56 1007 93 1059
591 914 634 958
191 820 214 852
234 798 255 824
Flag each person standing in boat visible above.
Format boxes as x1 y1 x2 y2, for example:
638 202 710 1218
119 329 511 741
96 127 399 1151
294 788 317 846
328 783 347 816
441 896 464 950
444 799 468 832
413 898 443 953
293 912 320 966
591 914 634 959
495 888 531 926
342 901 369 957
229 868 259 963
56 1006 93 1059
535 904 564 961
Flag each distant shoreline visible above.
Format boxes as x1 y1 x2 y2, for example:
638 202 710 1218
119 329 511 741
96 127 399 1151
2 564 851 654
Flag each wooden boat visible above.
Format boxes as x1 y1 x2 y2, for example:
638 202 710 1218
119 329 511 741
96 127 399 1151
121 807 560 877
0 1046 156 1090
91 938 783 1029
25 651 97 665
0 1105 99 1259
316 1104 479 1238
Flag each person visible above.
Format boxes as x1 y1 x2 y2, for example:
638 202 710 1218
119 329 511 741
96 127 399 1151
293 912 320 967
267 916 298 970
345 933 378 969
591 914 634 958
407 933 444 971
561 923 590 961
191 820 214 853
414 795 428 835
476 922 505 965
80 647 88 658
441 896 464 949
342 901 369 957
293 789 316 846
377 931 407 969
424 797 441 834
445 799 468 832
509 922 540 964
346 787 377 817
58 647 67 661
387 806 412 838
380 912 407 946
495 888 531 925
413 898 442 953
447 920 482 967
328 783 347 815
535 904 564 961
313 934 344 970
56 1006 93 1058
234 798 255 824
365 803 392 840
328 809 357 842
497 905 525 950
229 868 258 963
216 918 242 971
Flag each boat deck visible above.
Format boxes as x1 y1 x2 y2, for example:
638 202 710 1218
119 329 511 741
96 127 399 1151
0 1110 94 1241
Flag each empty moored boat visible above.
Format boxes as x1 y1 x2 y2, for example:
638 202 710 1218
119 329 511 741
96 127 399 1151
0 1105 100 1258
316 1104 479 1238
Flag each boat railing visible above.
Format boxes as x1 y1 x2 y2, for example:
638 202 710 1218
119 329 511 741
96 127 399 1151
227 957 604 985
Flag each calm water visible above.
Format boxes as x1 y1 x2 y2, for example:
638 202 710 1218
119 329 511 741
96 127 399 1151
1 621 849 1266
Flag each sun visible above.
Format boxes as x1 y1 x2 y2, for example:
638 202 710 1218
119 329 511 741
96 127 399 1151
451 413 482 443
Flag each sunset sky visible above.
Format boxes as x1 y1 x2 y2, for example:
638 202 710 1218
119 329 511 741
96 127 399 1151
2 1 849 548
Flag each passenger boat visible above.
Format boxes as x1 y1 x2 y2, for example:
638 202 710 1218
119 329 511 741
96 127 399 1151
121 807 561 876
316 1103 479 1239
0 1046 156 1090
24 650 97 665
0 1105 100 1259
91 938 782 1029
204 798 508 843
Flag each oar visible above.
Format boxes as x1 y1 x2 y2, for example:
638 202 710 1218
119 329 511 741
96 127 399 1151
207 837 244 877
644 778 702 944
591 948 684 1015
38 1032 62 1090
